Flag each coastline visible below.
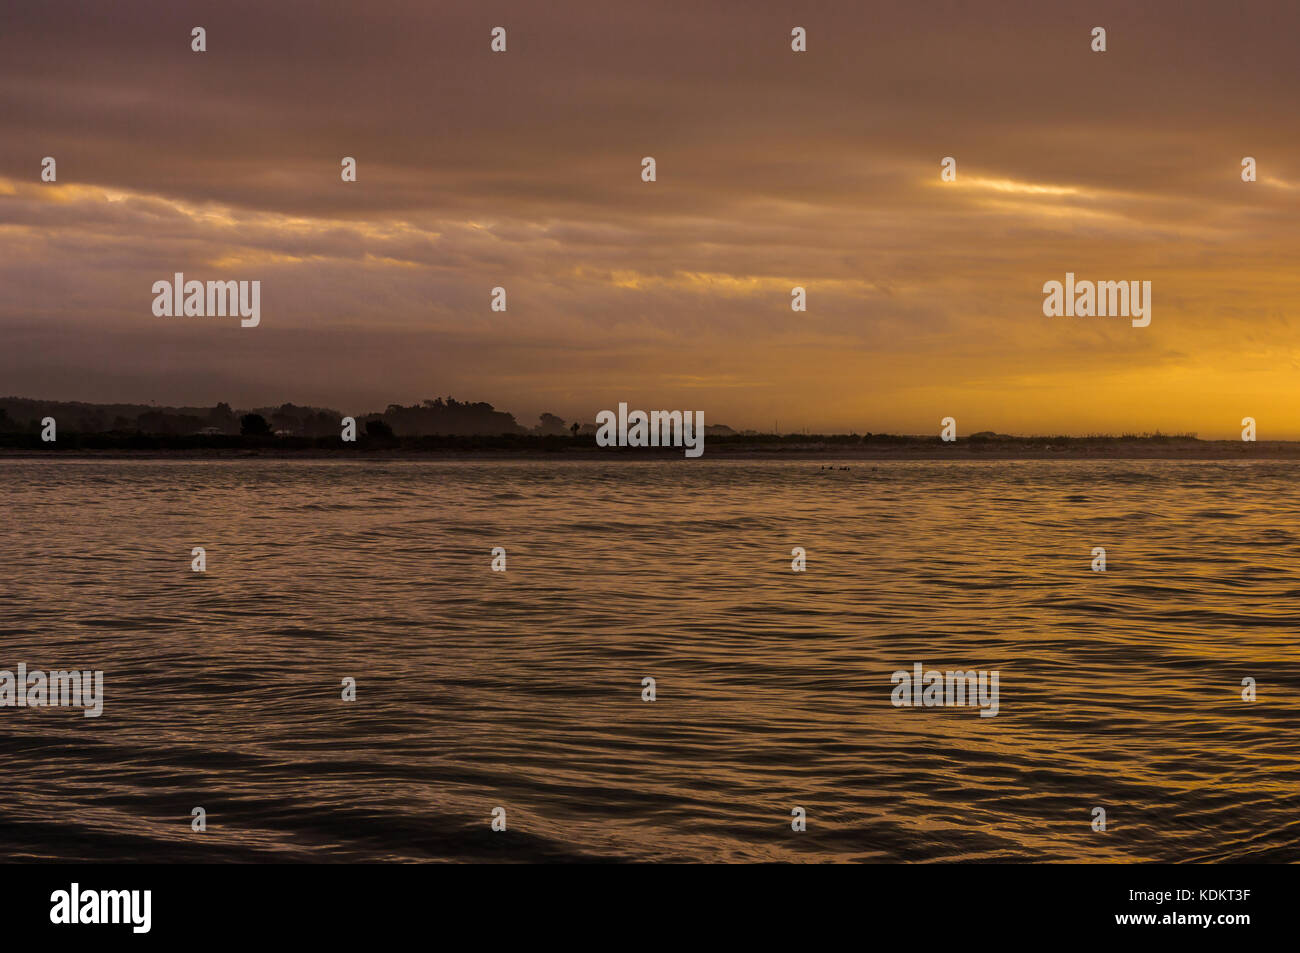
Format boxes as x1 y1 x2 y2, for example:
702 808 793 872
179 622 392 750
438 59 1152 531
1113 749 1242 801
3 440 1299 462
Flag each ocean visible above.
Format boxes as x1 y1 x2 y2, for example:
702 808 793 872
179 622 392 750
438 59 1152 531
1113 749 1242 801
1 459 1297 862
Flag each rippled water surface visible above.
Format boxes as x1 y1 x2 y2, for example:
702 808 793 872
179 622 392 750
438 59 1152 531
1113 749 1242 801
1 459 1297 862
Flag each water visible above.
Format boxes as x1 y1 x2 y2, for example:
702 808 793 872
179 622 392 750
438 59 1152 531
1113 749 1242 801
1 459 1297 862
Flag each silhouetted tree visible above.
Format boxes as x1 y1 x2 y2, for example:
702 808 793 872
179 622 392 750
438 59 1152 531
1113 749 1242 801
365 418 395 439
205 402 236 433
376 397 523 435
536 412 567 435
240 413 271 436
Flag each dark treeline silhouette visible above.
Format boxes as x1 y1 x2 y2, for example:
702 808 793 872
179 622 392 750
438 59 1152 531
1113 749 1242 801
377 398 521 436
0 395 579 438
0 396 1241 455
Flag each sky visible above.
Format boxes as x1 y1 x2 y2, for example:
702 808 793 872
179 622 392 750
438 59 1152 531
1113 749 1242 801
2 0 1299 436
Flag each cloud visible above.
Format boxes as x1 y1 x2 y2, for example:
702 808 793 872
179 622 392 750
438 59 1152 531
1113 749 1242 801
2 1 1300 433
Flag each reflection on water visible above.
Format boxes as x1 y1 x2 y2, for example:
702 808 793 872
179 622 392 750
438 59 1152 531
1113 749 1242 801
0 459 1297 862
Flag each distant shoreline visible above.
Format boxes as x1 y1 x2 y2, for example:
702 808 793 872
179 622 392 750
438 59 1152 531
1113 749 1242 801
3 438 1300 461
